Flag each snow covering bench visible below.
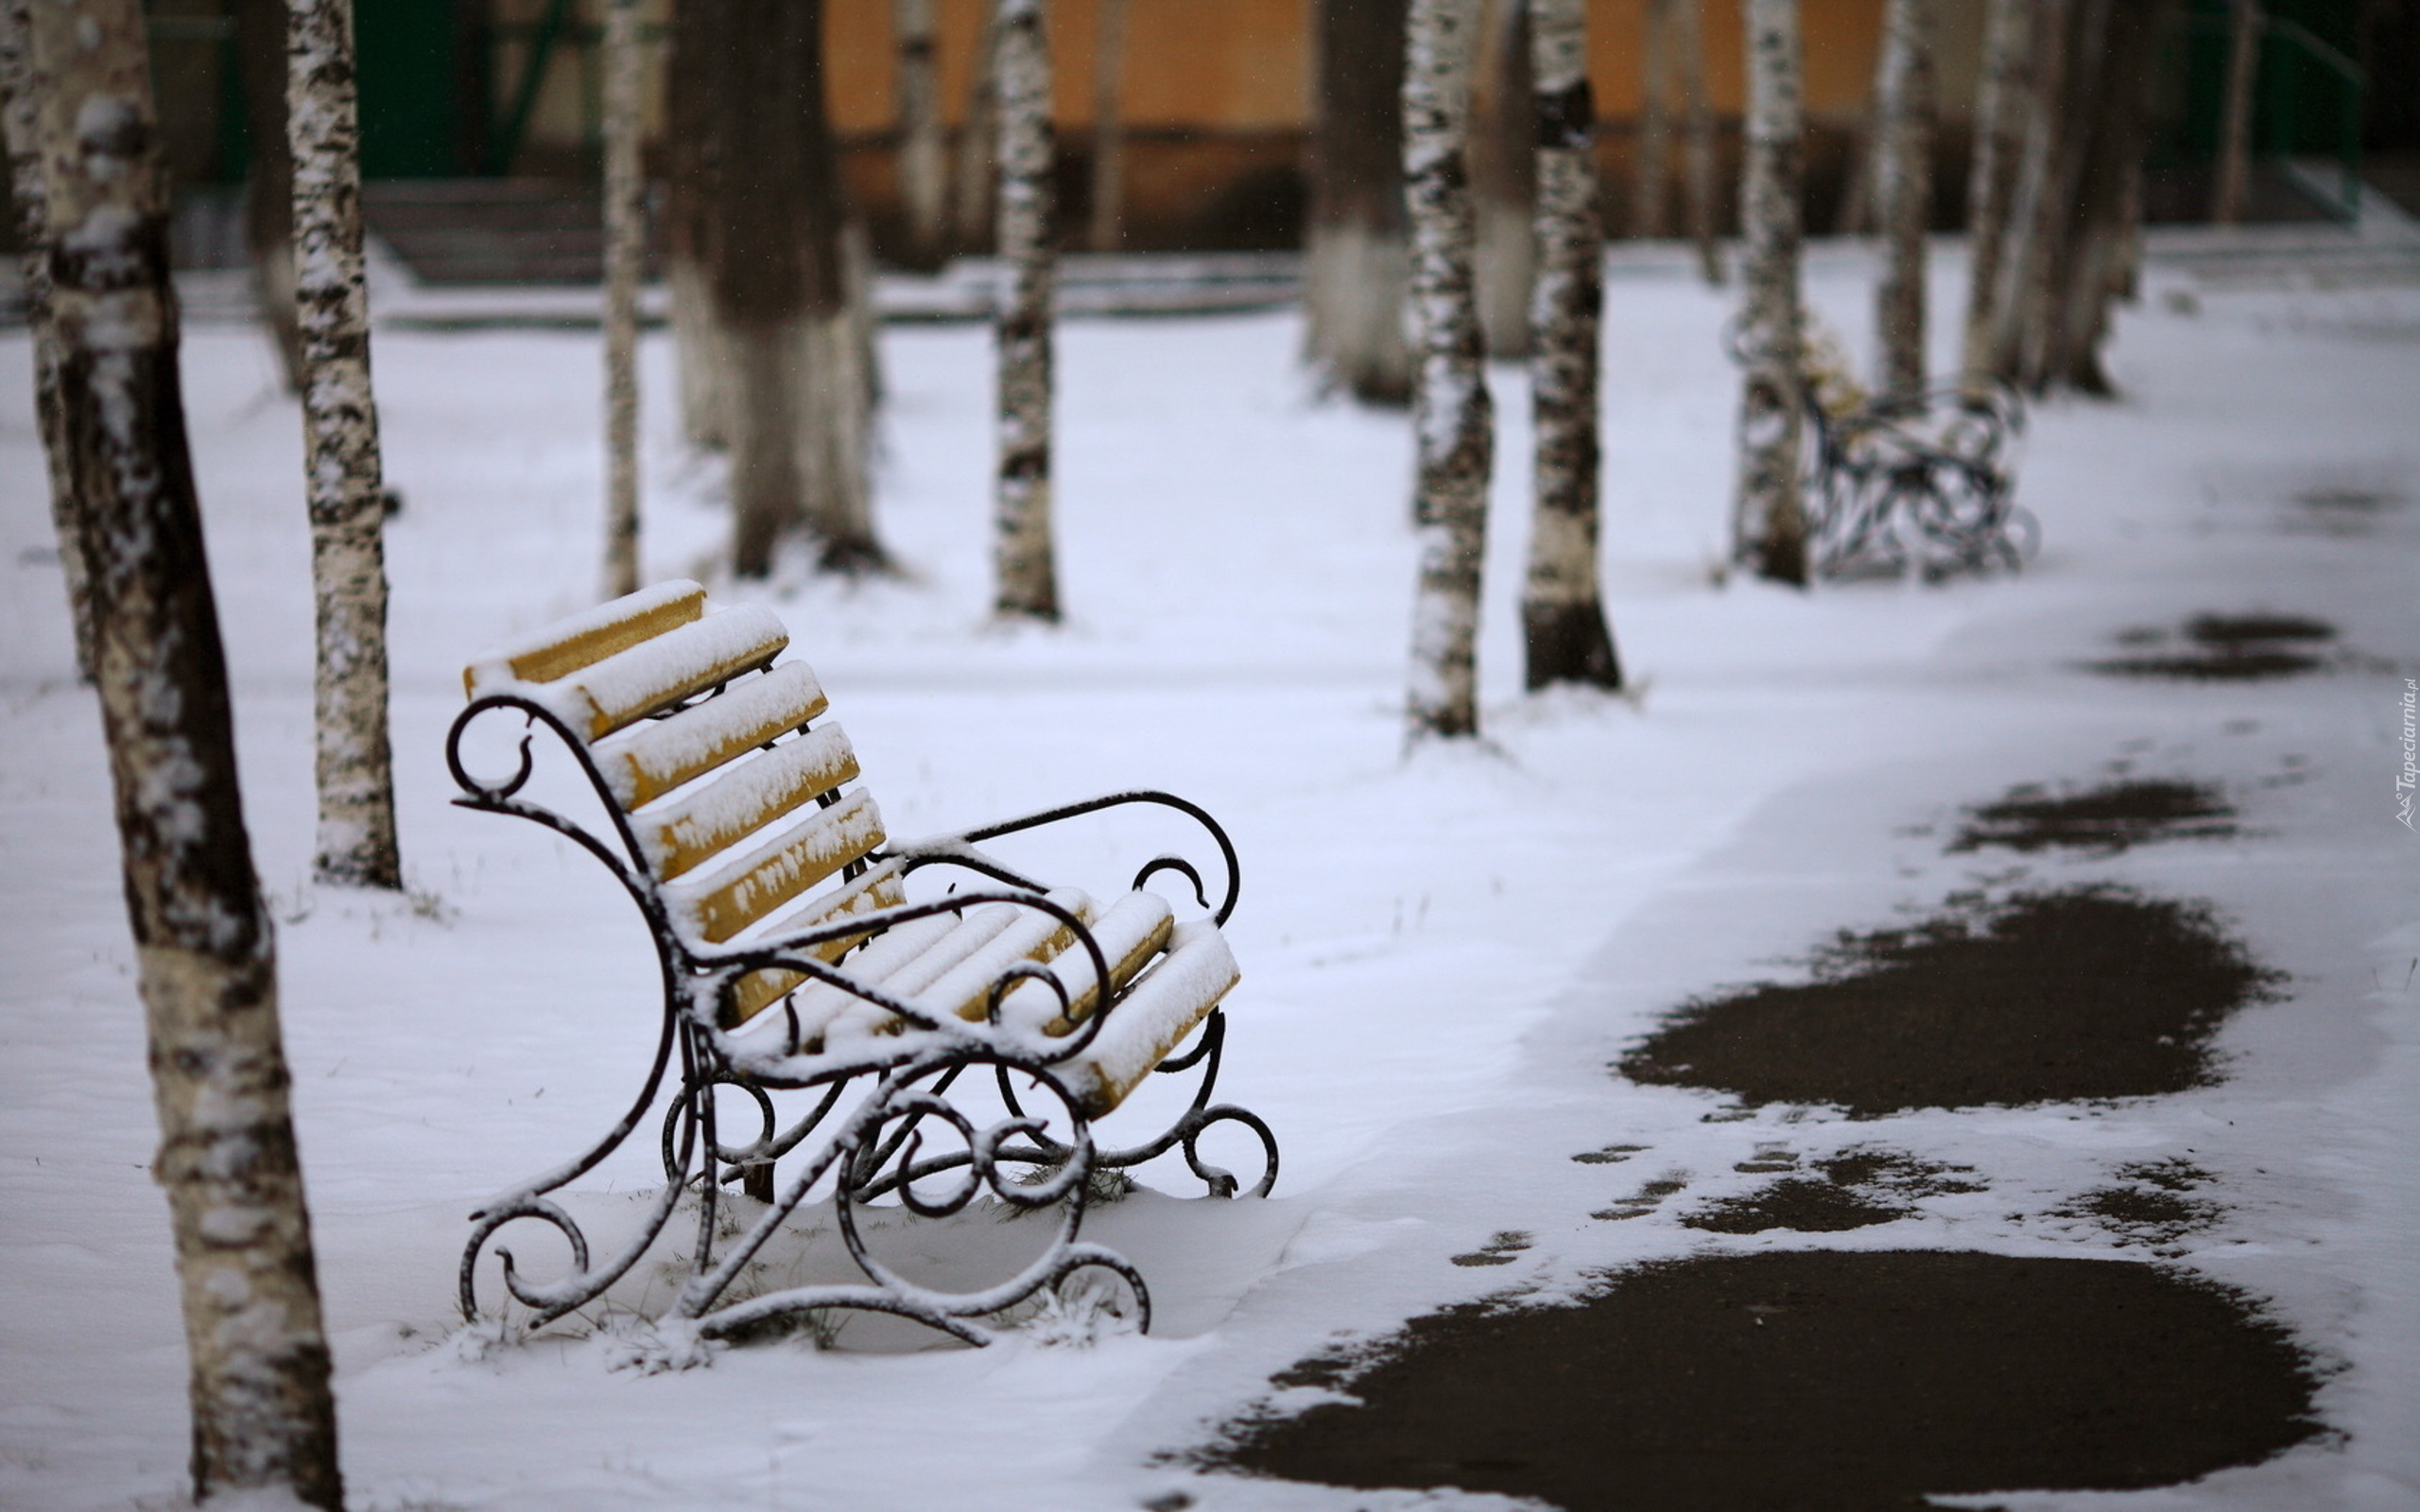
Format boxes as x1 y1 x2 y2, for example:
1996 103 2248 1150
446 580 1276 1349
1802 380 2034 581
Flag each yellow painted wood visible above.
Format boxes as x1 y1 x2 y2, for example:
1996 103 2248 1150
725 867 908 1027
595 662 830 809
553 607 790 740
635 726 861 880
461 579 704 696
667 788 886 944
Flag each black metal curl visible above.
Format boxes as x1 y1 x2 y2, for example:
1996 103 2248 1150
660 1072 777 1184
1180 1105 1282 1199
1132 854 1210 911
895 789 1243 926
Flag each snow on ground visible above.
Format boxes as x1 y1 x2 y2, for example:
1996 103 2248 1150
2 243 2416 1511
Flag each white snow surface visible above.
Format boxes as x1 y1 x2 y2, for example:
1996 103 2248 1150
3 245 2417 1511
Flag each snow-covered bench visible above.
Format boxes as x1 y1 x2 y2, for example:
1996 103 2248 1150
1803 379 2033 581
446 581 1276 1349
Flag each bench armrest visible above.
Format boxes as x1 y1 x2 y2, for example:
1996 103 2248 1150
885 788 1241 926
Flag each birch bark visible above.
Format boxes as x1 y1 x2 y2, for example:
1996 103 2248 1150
895 0 947 266
234 0 303 393
1961 0 2031 384
1632 0 1672 238
953 0 1001 253
0 0 93 681
1087 0 1127 251
665 0 728 448
288 0 402 889
1307 0 1413 404
1676 0 1724 283
2211 0 2260 226
687 0 880 578
1871 0 1933 403
1522 0 1621 692
1472 0 1534 358
1404 0 1493 738
993 0 1061 620
31 2 341 1503
601 0 644 598
1733 0 1808 586
1986 0 2069 385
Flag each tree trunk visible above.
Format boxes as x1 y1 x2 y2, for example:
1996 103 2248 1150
993 0 1060 620
0 0 94 682
1306 0 1412 404
2041 0 2167 393
234 0 304 394
601 0 644 599
1403 0 1493 738
289 0 403 889
1961 0 2031 384
684 0 882 578
1632 0 1672 238
895 0 947 267
1985 0 2070 386
1733 0 1808 586
2210 0 2260 225
953 0 1000 254
1834 106 1876 234
1522 0 1621 692
1087 0 1127 251
1676 0 1724 282
2009 0 2105 388
1472 0 1534 358
30 3 342 1504
1872 0 1934 403
665 0 727 448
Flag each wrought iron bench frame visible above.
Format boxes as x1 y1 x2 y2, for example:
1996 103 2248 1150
445 591 1277 1355
1728 318 2033 581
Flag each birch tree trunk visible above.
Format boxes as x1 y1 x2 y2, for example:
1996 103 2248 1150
1632 0 1672 238
2210 0 2260 225
289 0 402 889
665 0 728 448
1733 0 1808 586
601 0 644 598
1087 0 1127 251
895 0 947 267
234 0 303 393
687 0 881 578
1306 0 1412 404
953 0 1001 253
1871 0 1933 403
1961 0 2031 384
30 3 342 1503
1985 0 2069 385
1522 0 1621 692
1472 0 1534 358
1403 0 1493 738
993 0 1060 621
2008 0 2103 387
2040 0 2166 393
1676 0 1724 283
0 0 94 681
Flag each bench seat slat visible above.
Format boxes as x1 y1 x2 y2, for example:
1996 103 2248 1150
725 864 906 1026
463 579 704 695
995 891 1174 1038
595 662 830 810
819 889 1095 1051
666 787 885 944
483 605 790 742
1064 921 1240 1116
636 724 860 881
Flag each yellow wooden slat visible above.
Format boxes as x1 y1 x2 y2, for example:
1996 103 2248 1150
546 606 790 741
724 866 907 1027
667 788 886 945
634 725 860 881
595 662 830 810
462 579 704 696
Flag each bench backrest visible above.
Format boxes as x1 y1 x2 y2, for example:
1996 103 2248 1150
463 581 904 1024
